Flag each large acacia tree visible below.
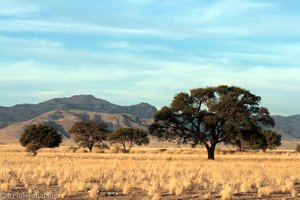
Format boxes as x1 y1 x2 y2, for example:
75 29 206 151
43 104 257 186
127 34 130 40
150 85 275 159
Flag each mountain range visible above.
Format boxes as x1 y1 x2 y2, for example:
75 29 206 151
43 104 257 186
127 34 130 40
0 95 156 143
0 95 299 143
0 95 156 128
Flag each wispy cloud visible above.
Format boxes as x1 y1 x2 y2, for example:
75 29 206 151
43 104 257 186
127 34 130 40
101 41 173 52
0 20 162 36
0 35 62 48
0 54 299 115
0 0 39 16
0 0 299 39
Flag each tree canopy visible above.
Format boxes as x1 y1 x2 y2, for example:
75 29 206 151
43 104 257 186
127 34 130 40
150 85 276 159
20 124 62 156
69 121 109 152
108 127 149 153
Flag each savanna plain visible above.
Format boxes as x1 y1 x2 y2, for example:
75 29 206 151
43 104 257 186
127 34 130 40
1 143 300 200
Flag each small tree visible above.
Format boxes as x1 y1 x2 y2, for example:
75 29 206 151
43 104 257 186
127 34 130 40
69 121 109 152
20 124 62 156
108 127 149 153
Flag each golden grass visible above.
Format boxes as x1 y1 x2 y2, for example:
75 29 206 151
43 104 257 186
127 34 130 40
0 144 300 199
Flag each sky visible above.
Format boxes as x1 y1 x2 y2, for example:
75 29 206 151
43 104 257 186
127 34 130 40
0 0 299 115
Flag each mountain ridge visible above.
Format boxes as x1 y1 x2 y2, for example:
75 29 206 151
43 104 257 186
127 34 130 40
0 95 157 128
0 109 153 143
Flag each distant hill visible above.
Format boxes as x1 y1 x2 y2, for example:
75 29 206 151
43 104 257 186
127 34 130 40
272 115 300 140
0 95 157 128
0 110 153 143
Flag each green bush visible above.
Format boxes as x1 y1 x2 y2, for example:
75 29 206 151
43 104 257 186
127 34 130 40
20 124 62 156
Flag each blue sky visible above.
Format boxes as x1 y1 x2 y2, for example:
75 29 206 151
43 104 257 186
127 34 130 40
0 0 299 115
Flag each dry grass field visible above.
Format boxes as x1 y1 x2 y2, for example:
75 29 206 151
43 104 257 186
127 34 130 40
1 144 300 199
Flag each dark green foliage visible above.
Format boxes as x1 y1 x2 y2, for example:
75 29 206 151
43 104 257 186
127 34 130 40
108 127 149 153
20 124 62 156
150 85 275 159
69 121 109 152
239 131 268 151
95 143 110 151
262 130 281 150
238 130 281 152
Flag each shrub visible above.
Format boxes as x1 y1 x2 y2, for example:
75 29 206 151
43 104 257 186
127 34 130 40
258 186 272 197
221 185 233 200
0 183 10 192
89 185 99 200
152 193 161 200
122 182 132 194
19 124 62 156
292 189 298 198
157 148 167 153
109 147 120 154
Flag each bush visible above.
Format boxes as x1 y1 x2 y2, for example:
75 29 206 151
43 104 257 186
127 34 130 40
20 124 62 156
66 146 79 153
295 144 300 153
157 148 168 153
109 147 120 154
221 149 236 155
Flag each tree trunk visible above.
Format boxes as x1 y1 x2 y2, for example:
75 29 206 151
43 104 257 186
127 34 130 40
122 143 128 153
206 145 216 160
127 143 134 153
88 145 93 152
32 150 38 157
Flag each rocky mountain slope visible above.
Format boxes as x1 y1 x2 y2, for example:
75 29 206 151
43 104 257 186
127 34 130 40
0 110 153 143
272 115 300 140
0 95 157 128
